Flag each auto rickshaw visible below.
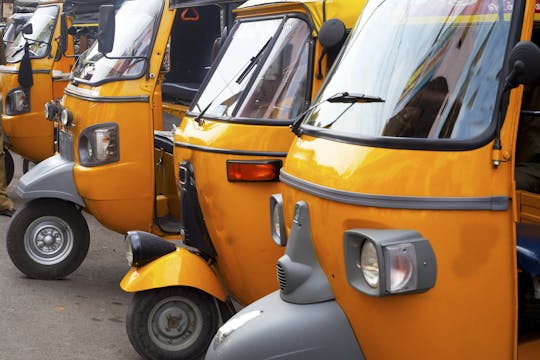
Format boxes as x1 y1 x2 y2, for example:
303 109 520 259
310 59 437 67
0 0 114 176
205 0 540 359
6 0 241 280
118 0 365 358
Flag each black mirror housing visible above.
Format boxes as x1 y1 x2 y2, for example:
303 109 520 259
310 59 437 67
98 5 115 55
318 18 346 53
505 41 540 90
22 23 33 35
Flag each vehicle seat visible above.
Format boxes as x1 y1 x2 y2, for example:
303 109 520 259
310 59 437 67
517 223 540 277
162 82 200 105
154 130 174 154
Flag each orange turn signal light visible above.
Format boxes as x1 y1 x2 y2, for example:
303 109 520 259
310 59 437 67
227 160 282 182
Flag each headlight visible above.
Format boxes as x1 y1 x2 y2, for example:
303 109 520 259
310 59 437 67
78 122 119 167
345 229 437 297
5 88 30 115
44 101 58 121
60 108 73 127
269 194 286 246
359 240 379 288
125 230 176 267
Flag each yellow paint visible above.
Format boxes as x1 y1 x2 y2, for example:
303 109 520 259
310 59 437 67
170 0 367 305
274 0 540 358
120 248 227 301
0 1 89 162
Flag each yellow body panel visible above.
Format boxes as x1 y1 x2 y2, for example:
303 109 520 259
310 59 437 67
170 0 367 304
0 1 78 162
120 248 227 301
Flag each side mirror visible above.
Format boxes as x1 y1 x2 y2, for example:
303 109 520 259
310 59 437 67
505 41 540 90
316 19 346 79
22 23 33 35
97 5 115 55
318 19 346 52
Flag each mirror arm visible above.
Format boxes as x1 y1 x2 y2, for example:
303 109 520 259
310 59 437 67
316 49 328 80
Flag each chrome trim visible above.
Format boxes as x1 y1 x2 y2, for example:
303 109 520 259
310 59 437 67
64 86 150 103
0 68 50 74
174 141 288 157
280 170 509 211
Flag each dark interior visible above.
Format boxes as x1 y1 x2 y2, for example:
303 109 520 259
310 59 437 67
162 5 221 105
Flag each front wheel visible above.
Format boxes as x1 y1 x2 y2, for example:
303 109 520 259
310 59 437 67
6 198 90 279
126 287 219 360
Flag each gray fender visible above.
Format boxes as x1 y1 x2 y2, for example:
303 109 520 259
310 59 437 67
206 291 364 360
16 154 85 207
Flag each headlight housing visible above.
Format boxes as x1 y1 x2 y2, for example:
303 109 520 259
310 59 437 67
60 108 73 127
269 194 287 246
5 88 30 115
44 100 59 121
125 230 176 267
78 122 119 167
345 229 436 296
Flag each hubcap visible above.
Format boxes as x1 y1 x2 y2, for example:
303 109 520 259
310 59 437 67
24 216 74 265
148 296 204 352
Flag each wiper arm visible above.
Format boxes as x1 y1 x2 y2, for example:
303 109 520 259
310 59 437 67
235 37 272 84
327 92 385 104
290 91 385 136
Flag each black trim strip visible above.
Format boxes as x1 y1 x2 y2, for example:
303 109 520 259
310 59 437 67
280 169 509 211
0 69 51 74
64 86 149 103
175 141 287 157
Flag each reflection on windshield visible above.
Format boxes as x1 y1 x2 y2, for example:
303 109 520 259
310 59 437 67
6 6 59 63
72 0 162 84
305 0 515 142
192 17 311 121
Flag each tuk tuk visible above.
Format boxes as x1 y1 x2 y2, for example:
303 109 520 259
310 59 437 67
6 0 240 280
0 0 115 180
118 0 365 358
206 0 540 359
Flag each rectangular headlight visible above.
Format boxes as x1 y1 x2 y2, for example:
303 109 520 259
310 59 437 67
344 229 436 297
5 88 30 115
78 122 119 167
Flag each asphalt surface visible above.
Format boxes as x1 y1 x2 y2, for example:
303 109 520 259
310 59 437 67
0 154 140 359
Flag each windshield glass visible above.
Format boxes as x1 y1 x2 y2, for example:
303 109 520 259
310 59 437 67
191 16 311 121
72 0 162 84
304 0 515 142
6 6 59 63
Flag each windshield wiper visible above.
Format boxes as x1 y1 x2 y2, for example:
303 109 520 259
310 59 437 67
235 37 272 84
290 92 385 136
193 37 273 125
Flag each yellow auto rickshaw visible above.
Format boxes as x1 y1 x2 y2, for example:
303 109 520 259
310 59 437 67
206 0 540 359
118 0 365 358
0 0 111 176
6 0 240 280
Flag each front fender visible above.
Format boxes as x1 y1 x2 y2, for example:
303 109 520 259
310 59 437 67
16 154 85 206
120 247 227 302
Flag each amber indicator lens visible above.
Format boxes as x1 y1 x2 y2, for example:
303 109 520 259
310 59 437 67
226 160 282 182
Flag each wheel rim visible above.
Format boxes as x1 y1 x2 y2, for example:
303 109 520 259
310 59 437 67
23 216 74 265
148 296 204 352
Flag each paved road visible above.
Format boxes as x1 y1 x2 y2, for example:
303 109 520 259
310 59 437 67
0 155 140 359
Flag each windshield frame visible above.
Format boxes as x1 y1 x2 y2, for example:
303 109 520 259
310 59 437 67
70 0 165 87
186 13 315 126
6 4 60 63
299 0 526 152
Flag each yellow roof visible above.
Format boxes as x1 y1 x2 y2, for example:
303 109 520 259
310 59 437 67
238 0 365 30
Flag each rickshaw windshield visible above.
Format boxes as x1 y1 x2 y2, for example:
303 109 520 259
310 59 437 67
304 0 516 142
72 0 163 85
6 6 59 63
191 16 311 121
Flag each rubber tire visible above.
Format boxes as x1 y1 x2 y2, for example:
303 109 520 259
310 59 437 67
6 198 90 280
4 148 14 186
126 287 219 360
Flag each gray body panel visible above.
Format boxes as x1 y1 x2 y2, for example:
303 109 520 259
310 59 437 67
206 291 364 360
17 154 85 207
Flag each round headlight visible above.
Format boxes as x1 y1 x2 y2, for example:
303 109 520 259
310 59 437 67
360 241 379 288
125 237 133 266
60 108 73 127
44 101 57 120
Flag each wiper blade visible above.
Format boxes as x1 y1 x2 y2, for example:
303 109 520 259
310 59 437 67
290 91 385 136
235 37 272 84
327 92 385 104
